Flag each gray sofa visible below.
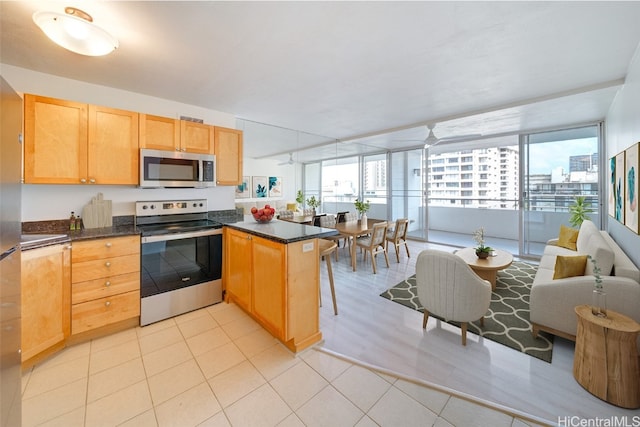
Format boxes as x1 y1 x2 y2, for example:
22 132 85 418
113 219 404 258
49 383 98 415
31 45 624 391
530 220 640 340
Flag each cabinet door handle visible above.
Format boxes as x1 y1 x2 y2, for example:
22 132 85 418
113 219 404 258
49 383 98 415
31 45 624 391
89 178 96 184
105 242 112 248
80 178 86 183
105 301 111 307
105 261 111 267
105 281 111 287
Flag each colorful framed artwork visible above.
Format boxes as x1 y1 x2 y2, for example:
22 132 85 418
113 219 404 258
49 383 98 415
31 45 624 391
268 176 282 198
615 152 625 224
235 176 250 199
608 156 616 218
252 176 268 198
625 143 639 233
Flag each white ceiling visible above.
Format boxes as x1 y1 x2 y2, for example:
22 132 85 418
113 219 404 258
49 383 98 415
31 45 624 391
2 1 640 163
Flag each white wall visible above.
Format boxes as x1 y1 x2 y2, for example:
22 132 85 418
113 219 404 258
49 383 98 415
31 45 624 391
1 64 239 221
605 46 640 268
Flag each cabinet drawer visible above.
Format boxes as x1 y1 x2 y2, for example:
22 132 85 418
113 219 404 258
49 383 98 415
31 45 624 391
72 271 139 304
72 253 140 283
72 290 140 335
72 235 140 262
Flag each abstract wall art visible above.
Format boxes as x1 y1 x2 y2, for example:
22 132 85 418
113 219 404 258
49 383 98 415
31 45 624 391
625 143 639 233
268 176 282 198
252 176 268 198
615 152 625 224
236 176 250 198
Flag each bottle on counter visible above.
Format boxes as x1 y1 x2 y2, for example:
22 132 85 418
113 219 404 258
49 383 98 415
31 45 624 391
75 215 81 230
70 211 76 230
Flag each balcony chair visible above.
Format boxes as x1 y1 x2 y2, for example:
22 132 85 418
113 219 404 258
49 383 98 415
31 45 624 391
355 221 390 274
386 218 410 262
415 249 491 345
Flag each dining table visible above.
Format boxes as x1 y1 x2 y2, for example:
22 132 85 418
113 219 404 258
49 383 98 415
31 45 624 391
334 218 386 271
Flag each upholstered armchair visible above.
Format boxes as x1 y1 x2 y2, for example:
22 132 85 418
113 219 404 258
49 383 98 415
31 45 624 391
415 249 492 345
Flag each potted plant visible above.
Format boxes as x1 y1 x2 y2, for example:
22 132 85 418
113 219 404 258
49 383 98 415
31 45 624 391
472 227 492 259
354 198 370 222
569 195 593 228
306 195 321 215
296 190 304 207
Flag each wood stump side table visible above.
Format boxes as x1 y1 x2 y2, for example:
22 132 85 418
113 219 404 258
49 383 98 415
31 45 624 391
573 304 640 408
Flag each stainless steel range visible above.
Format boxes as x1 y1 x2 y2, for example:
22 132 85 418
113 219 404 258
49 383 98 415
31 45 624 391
135 199 223 326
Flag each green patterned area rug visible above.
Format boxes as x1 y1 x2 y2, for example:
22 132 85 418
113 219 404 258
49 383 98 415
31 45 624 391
380 261 554 362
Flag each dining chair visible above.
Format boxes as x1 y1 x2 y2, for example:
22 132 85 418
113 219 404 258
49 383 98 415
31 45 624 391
386 218 410 262
319 214 345 260
355 221 389 274
415 249 491 345
344 212 358 222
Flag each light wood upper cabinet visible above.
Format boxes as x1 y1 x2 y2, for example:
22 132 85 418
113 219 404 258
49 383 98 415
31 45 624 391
88 105 139 185
24 94 88 184
21 243 71 365
181 120 214 154
24 94 139 185
139 114 214 154
139 114 180 152
214 126 243 185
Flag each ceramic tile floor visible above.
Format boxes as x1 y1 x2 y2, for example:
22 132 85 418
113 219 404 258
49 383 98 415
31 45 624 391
22 302 548 427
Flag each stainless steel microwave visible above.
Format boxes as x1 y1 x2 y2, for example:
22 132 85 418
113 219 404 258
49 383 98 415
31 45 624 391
139 149 216 188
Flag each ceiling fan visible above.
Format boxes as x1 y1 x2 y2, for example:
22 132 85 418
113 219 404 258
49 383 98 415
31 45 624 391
278 152 295 166
422 124 482 148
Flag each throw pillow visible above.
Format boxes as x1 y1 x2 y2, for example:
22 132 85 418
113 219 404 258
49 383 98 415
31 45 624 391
557 225 579 250
553 255 588 279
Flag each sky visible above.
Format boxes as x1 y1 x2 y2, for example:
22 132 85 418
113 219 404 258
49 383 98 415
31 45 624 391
527 138 598 174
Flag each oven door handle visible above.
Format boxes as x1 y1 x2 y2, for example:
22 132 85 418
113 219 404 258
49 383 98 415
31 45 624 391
141 228 222 243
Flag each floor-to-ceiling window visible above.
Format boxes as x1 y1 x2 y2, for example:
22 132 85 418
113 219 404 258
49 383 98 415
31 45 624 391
422 136 520 252
302 124 602 259
390 149 425 238
521 125 601 256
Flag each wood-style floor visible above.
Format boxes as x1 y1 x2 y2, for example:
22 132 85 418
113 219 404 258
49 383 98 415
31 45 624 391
317 238 639 424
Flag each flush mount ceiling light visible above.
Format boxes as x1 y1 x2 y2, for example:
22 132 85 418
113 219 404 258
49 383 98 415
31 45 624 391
33 7 118 56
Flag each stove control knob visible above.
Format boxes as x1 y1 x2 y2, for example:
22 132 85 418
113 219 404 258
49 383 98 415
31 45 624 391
150 204 156 210
199 203 204 207
193 203 197 208
142 205 148 210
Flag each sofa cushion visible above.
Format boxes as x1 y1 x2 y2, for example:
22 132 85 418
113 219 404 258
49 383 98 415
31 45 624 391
582 231 615 276
557 225 579 250
553 255 588 279
576 220 598 252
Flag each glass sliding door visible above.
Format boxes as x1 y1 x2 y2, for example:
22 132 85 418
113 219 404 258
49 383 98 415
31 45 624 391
362 153 387 220
320 156 359 215
521 125 601 257
390 149 426 239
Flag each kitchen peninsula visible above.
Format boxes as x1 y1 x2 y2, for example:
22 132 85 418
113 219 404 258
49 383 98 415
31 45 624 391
223 218 338 352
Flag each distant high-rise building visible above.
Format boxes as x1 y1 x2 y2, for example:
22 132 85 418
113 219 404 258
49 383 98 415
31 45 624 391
569 153 598 172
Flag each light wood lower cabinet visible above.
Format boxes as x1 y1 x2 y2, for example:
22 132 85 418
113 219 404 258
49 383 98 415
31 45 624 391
71 236 140 335
224 228 321 352
21 243 71 365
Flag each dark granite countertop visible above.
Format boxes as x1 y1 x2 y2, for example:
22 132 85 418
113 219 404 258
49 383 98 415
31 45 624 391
225 216 338 244
22 215 140 244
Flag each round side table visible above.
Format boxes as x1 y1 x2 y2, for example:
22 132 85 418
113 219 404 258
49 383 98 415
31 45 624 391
573 304 640 408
